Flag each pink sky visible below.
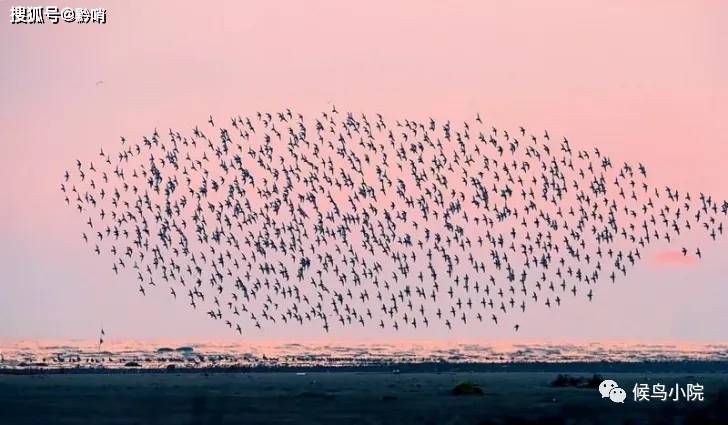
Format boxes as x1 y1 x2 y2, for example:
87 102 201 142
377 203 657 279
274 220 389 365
1 1 727 342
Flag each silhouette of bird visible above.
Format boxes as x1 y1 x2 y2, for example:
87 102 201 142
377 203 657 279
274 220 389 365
60 109 724 336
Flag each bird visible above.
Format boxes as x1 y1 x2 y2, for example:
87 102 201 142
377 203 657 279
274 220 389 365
98 328 105 351
60 109 726 337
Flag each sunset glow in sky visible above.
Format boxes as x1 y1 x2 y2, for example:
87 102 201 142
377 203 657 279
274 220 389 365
1 1 727 342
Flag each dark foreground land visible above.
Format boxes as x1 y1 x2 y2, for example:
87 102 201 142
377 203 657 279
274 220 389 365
1 368 728 425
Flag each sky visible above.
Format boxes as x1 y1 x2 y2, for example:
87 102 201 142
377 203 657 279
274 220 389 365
1 1 727 342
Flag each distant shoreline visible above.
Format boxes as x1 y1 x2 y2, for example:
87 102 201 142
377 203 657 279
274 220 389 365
5 360 728 375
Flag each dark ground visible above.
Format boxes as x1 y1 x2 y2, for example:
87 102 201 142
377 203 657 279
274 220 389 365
1 369 727 425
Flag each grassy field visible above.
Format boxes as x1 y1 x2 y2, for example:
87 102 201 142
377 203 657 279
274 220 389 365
1 371 727 424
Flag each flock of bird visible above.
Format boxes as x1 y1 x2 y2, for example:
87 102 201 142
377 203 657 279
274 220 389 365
61 108 728 335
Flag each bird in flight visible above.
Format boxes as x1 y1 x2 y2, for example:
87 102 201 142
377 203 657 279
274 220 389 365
98 328 105 351
61 109 724 336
